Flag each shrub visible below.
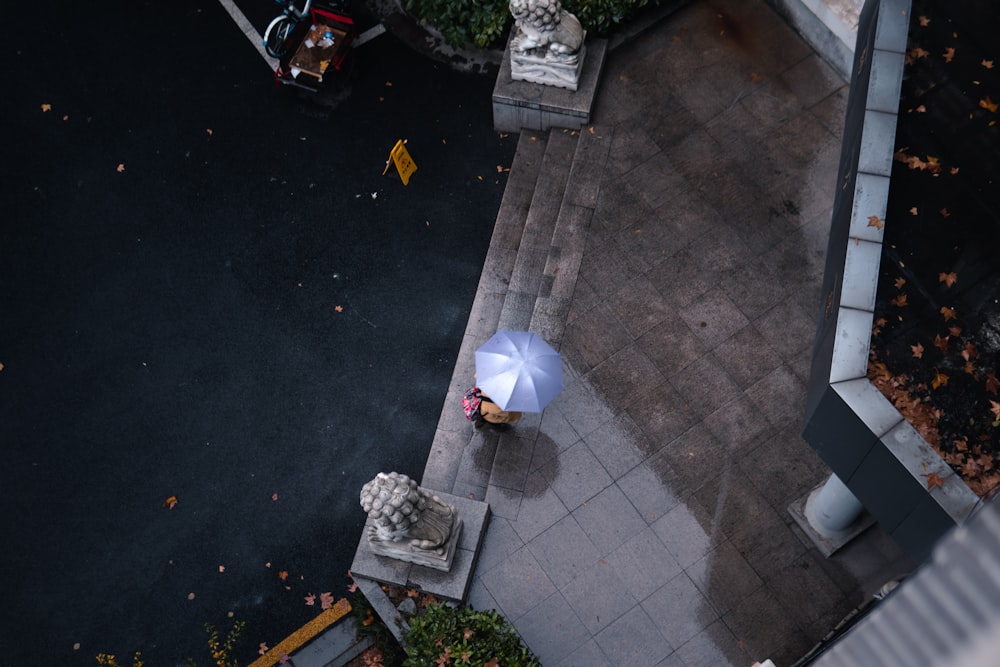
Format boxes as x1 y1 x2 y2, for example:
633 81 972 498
404 0 512 48
402 604 540 667
405 0 658 49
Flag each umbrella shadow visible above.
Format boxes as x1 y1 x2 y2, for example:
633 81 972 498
469 425 560 500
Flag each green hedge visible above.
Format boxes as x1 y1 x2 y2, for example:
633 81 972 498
402 604 541 667
405 0 657 48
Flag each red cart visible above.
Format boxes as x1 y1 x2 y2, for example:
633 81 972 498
264 0 356 91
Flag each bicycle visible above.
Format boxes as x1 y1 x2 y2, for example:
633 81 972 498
263 0 313 58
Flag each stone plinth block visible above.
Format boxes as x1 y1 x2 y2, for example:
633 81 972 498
493 34 607 133
351 492 491 602
367 516 464 572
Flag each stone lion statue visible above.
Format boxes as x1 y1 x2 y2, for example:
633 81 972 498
360 472 457 553
509 0 584 61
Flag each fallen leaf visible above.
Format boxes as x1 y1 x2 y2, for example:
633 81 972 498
41 103 52 112
915 104 927 113
923 472 945 489
279 653 290 665
868 215 884 230
918 15 930 26
939 272 958 287
259 642 269 656
335 305 343 312
949 325 962 337
385 81 392 87
73 643 81 651
934 334 950 352
272 493 279 501
940 306 957 321
939 207 950 218
463 628 474 639
435 646 451 667
991 401 1000 420
320 592 334 609
986 372 1000 395
162 495 178 510
750 71 764 82
962 342 977 360
63 115 69 121
983 60 994 69
894 277 906 289
206 128 213 136
348 581 358 593
188 592 196 600
943 47 955 62
116 164 125 173
909 206 918 215
911 342 924 358
305 593 316 606
931 371 949 389
981 97 999 113
219 565 226 573
266 562 272 568
891 293 908 307
278 570 289 581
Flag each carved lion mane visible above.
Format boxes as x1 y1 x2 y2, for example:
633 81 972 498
509 0 584 58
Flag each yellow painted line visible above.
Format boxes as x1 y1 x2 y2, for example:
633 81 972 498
247 598 352 667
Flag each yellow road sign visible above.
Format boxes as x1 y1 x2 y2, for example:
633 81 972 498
383 139 417 185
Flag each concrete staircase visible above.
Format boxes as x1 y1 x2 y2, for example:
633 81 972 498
421 123 612 502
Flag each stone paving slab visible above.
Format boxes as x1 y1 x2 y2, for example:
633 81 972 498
416 1 916 666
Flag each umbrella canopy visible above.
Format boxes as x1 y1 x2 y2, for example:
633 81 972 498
474 330 564 412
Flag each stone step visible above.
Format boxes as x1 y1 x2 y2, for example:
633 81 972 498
421 121 611 506
529 124 612 348
421 130 549 495
499 128 578 331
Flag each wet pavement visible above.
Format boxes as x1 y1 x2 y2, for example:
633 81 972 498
1 1 514 664
421 1 914 665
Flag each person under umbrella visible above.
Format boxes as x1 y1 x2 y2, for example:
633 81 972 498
468 331 564 431
476 391 521 431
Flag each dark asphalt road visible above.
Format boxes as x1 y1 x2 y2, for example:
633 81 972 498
2 1 513 664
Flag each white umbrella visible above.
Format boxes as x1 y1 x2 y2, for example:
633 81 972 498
474 330 564 412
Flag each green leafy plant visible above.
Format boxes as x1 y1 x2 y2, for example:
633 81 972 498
97 617 245 667
95 652 144 667
405 0 658 49
352 590 406 667
405 0 511 48
564 0 654 35
402 603 540 667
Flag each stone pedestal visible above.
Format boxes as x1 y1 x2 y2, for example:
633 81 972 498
493 33 607 133
510 44 587 91
351 491 490 602
366 515 463 572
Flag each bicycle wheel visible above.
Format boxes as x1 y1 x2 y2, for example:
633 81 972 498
264 16 296 58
